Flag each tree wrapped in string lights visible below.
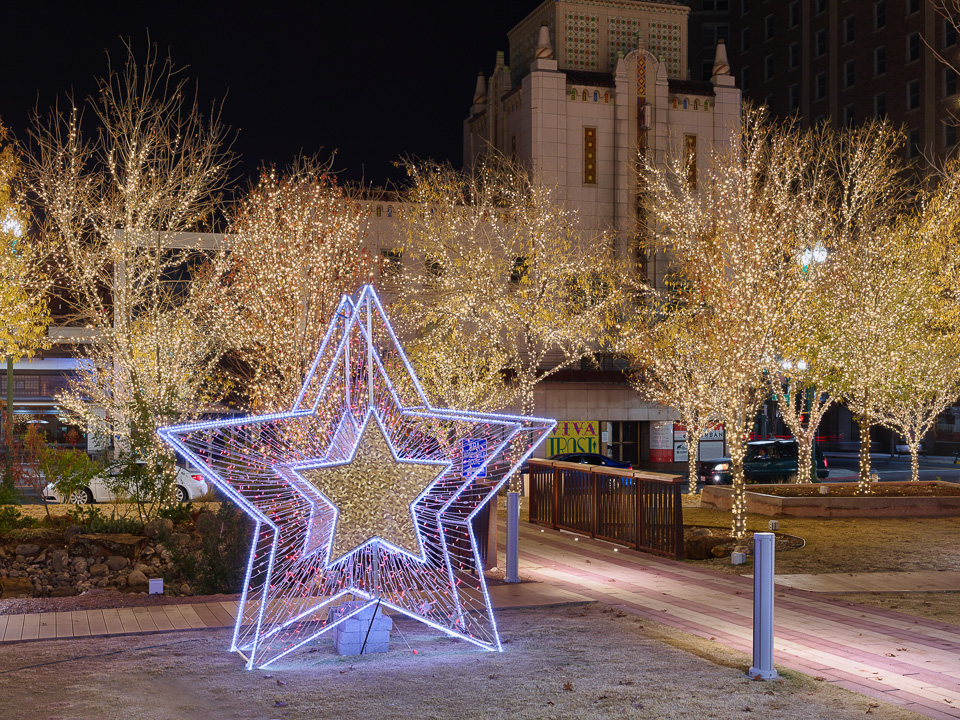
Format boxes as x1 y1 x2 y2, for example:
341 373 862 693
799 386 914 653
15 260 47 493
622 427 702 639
394 158 627 417
26 41 235 485
638 110 829 538
0 122 52 490
859 163 960 483
159 286 554 668
819 123 913 494
225 160 375 413
617 304 720 493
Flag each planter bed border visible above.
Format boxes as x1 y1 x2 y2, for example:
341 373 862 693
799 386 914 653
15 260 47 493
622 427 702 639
699 481 960 518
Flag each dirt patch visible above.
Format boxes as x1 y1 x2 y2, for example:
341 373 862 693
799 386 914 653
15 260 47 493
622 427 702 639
684 527 803 560
0 604 926 720
757 483 960 498
823 592 960 625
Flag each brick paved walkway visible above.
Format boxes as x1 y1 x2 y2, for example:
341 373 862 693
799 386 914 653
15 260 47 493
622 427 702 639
513 523 960 720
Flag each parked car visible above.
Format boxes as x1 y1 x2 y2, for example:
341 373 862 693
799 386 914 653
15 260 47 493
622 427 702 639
43 462 208 504
696 439 828 485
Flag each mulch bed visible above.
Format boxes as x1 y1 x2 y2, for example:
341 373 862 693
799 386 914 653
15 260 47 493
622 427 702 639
757 483 960 498
683 526 804 560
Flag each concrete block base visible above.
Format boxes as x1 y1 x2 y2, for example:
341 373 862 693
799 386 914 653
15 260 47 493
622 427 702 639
330 601 393 655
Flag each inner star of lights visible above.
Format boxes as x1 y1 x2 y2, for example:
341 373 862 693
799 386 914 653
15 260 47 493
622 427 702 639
158 285 554 668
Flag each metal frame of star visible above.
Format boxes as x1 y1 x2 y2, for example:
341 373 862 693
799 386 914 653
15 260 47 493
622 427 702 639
158 285 555 668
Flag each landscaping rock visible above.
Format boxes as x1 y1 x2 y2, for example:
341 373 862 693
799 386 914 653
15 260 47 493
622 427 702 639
127 569 148 586
1 577 35 599
14 543 40 558
69 533 148 559
685 535 731 561
50 548 70 572
143 518 173 540
105 555 128 572
133 562 151 575
171 532 191 547
63 525 84 543
710 545 731 558
89 563 109 577
689 528 713 538
72 557 88 573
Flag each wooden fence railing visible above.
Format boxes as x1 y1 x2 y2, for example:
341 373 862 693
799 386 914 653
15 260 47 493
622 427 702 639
527 460 684 561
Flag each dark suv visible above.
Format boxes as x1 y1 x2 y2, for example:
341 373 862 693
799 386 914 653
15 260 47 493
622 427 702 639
696 440 828 485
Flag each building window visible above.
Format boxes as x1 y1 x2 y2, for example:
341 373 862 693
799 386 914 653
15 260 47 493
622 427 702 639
946 68 959 97
583 127 597 184
764 54 774 81
815 72 827 100
946 123 957 148
907 32 921 63
764 94 775 109
789 83 800 111
843 59 855 88
874 1 886 30
844 15 855 44
380 249 403 278
874 92 886 118
906 0 920 15
788 42 800 69
945 18 958 47
907 80 920 110
741 66 751 91
843 104 855 127
874 46 886 75
815 0 827 14
789 1 800 29
741 27 751 52
684 134 697 190
702 0 730 8
907 79 921 110
741 0 750 14
814 113 827 125
907 128 920 158
764 14 774 41
815 28 827 56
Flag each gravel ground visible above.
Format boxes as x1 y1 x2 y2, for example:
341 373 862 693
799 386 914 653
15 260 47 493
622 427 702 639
0 604 926 720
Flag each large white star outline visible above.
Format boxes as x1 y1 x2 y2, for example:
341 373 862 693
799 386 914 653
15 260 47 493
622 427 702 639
158 285 554 668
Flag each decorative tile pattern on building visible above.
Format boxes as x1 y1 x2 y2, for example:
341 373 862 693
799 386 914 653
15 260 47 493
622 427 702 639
608 16 641 70
647 20 681 78
565 12 599 70
511 17 556 83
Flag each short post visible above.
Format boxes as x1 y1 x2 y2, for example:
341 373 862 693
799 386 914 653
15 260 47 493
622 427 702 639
505 491 520 583
749 532 778 680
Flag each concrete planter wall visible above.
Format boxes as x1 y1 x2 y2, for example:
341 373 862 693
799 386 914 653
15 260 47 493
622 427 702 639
699 481 960 518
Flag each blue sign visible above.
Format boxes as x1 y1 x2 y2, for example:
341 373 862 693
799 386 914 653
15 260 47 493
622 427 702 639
462 438 487 478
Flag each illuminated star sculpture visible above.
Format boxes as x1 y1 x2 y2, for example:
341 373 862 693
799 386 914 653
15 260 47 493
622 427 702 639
158 285 554 668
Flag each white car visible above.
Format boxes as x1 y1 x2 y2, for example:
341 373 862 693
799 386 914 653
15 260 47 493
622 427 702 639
43 463 209 504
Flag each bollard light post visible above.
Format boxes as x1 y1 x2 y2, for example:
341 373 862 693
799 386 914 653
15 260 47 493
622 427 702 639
505 491 521 583
748 532 778 679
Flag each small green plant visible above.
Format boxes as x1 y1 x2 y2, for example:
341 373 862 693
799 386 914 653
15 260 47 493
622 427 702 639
66 504 143 534
158 501 194 525
0 505 39 534
168 502 251 595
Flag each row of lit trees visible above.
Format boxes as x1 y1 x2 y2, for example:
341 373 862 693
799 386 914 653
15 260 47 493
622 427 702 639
8 43 960 537
620 111 960 537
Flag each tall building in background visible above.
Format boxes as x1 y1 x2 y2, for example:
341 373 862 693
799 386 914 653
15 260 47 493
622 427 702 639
729 0 958 162
457 0 741 466
464 0 741 290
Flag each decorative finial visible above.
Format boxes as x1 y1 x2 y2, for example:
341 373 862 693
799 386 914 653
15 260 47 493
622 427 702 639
535 22 554 60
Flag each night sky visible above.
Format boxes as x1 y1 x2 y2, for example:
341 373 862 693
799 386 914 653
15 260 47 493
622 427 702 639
3 1 525 189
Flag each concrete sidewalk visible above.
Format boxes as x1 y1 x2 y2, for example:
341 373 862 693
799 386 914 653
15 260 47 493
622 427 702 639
514 523 960 720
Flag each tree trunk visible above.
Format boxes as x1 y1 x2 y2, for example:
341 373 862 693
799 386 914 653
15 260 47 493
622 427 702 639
686 436 700 496
729 437 748 540
907 438 920 483
797 434 815 484
857 415 873 495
